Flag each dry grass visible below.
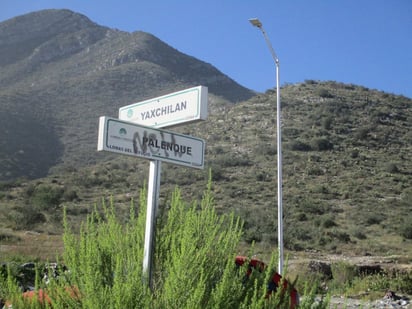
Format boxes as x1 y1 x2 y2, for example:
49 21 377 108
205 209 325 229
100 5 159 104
0 230 63 261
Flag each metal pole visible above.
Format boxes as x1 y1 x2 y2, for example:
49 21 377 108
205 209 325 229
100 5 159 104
275 58 283 275
249 18 283 274
142 159 161 288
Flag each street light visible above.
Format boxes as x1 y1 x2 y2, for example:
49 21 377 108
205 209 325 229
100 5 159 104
249 17 284 274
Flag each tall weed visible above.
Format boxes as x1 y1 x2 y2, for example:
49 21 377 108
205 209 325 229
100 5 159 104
1 180 319 308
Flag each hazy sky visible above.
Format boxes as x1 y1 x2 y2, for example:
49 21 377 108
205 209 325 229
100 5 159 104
1 0 411 98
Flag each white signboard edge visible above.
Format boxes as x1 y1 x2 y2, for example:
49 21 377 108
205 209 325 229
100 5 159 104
118 85 208 128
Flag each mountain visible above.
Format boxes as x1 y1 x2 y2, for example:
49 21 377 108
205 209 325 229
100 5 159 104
1 79 411 257
0 10 411 258
0 9 255 180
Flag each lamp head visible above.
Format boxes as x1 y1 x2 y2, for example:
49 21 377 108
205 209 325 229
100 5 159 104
249 18 262 28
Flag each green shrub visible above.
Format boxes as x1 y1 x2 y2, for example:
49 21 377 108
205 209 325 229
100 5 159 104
364 213 384 225
62 183 283 308
255 171 271 182
63 188 79 202
322 117 333 130
352 228 367 240
400 189 412 204
306 167 324 176
317 89 333 98
310 137 334 151
261 143 276 156
209 165 225 181
0 232 21 242
385 162 399 173
24 183 36 198
214 154 251 167
296 213 308 221
2 181 325 308
327 229 351 243
288 140 312 151
6 207 47 229
322 217 337 228
350 149 359 158
31 184 63 211
400 221 412 239
347 269 412 296
0 180 15 191
331 261 357 288
300 199 327 215
354 127 369 140
244 226 263 243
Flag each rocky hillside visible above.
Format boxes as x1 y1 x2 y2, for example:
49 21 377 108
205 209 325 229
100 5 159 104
0 10 411 259
0 9 255 180
1 79 411 258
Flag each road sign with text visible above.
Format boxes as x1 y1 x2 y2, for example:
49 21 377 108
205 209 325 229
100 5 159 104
118 85 208 128
98 116 205 169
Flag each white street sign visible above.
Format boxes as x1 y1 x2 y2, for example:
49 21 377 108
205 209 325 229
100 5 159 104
118 85 208 128
98 116 205 169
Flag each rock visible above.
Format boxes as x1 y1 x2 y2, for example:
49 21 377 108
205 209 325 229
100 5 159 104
357 264 383 276
329 291 411 308
308 260 333 279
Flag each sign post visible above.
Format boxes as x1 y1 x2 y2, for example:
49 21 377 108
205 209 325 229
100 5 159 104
98 86 207 287
143 160 161 287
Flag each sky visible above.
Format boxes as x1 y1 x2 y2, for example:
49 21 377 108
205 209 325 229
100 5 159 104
1 0 411 98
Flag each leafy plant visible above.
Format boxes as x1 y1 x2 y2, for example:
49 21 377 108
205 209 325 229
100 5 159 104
330 261 357 289
1 182 315 308
400 219 412 239
310 137 334 151
31 184 63 211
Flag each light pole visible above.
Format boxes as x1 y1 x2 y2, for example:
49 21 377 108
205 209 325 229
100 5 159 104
249 18 283 274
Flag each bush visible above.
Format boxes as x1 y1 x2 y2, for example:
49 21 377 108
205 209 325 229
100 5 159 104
317 89 334 98
6 207 47 229
326 229 351 243
214 154 251 167
345 269 412 296
2 181 325 308
209 165 225 181
331 261 357 287
352 228 367 240
306 167 324 176
61 182 285 308
364 213 384 225
300 199 327 215
322 117 333 130
31 184 63 211
288 140 312 151
322 217 337 228
385 162 399 173
0 232 21 242
310 137 333 151
63 189 79 202
400 221 412 239
350 149 359 158
354 127 370 140
296 213 308 221
261 143 276 156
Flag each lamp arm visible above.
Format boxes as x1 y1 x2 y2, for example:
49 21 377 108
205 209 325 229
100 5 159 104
259 28 279 65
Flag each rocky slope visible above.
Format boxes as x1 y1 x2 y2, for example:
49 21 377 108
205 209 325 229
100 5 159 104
0 9 255 180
